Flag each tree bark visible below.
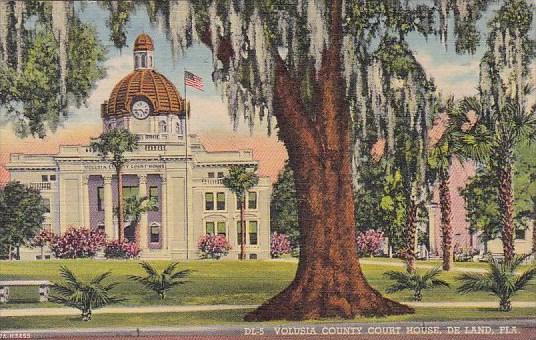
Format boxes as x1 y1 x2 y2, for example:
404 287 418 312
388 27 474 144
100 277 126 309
240 198 246 260
116 167 124 242
403 202 418 274
245 0 412 321
497 165 514 262
439 173 452 271
532 215 536 254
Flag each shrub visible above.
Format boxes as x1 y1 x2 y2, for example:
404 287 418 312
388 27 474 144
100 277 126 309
384 267 449 301
197 234 231 259
50 266 123 321
31 229 56 260
356 229 384 257
128 262 191 300
270 232 292 258
104 239 140 259
50 227 106 259
457 254 536 312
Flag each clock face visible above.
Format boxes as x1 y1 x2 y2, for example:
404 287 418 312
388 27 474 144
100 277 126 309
132 100 151 119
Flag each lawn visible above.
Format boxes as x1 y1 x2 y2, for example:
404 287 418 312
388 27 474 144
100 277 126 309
1 258 535 310
2 308 536 330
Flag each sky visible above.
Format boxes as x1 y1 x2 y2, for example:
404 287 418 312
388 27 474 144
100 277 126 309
1 1 536 150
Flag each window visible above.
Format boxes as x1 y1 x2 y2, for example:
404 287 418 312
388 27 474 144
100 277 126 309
208 172 215 178
205 193 214 210
176 121 184 135
149 56 153 68
217 222 226 236
248 192 257 210
216 192 225 210
149 186 159 210
249 221 258 245
42 198 50 213
97 187 104 211
141 54 146 68
50 175 56 181
236 221 243 245
159 120 167 133
217 172 224 178
150 223 160 243
515 229 526 240
122 186 139 201
206 221 215 235
97 224 105 233
42 175 48 182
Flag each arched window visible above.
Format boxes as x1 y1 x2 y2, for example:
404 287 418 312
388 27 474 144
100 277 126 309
149 56 153 68
175 121 183 135
141 54 146 68
150 223 161 243
159 120 167 133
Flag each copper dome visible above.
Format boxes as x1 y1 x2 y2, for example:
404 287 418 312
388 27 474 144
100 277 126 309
104 69 183 117
134 33 154 51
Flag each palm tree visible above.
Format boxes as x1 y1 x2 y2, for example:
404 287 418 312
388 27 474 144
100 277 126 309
222 165 259 260
456 98 536 262
428 100 480 271
123 196 158 247
50 266 124 321
457 254 536 312
384 267 449 301
128 262 191 300
90 128 139 241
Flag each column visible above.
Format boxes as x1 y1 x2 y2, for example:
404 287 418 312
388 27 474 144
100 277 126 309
138 175 148 250
160 174 168 249
82 175 90 227
103 175 114 239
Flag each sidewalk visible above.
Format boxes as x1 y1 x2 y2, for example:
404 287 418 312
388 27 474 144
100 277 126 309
2 301 535 317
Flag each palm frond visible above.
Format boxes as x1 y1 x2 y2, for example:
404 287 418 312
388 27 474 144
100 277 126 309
422 267 443 282
514 267 536 291
163 262 180 276
138 262 158 277
90 271 112 285
430 279 450 288
456 272 491 294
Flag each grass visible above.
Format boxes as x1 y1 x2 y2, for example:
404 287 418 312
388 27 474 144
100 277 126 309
2 308 536 330
1 258 535 309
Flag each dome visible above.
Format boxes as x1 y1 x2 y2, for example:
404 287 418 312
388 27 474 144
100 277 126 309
133 33 154 51
104 69 183 117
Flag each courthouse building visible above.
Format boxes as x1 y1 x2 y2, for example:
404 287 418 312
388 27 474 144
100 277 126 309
6 34 272 260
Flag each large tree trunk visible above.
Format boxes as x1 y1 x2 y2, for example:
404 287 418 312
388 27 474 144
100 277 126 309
240 198 246 260
403 202 418 273
245 0 412 321
116 167 124 242
439 173 453 271
497 165 514 262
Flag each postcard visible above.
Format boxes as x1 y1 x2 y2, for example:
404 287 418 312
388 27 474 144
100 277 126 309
0 1 535 339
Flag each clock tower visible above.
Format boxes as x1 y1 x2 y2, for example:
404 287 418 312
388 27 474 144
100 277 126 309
101 33 185 136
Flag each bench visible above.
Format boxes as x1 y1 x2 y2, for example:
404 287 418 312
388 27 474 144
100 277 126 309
0 280 52 303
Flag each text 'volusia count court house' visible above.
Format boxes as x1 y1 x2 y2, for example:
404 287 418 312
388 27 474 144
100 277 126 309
6 34 272 260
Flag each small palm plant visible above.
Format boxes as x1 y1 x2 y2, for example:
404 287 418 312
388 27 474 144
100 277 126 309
457 254 536 312
384 267 449 301
50 266 124 321
128 262 191 300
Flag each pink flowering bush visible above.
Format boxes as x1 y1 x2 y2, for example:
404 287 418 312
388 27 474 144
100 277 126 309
50 227 107 259
356 230 384 257
270 232 292 258
104 239 140 259
31 229 56 248
197 234 232 259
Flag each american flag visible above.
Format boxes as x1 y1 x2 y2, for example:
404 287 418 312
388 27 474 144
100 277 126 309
184 70 204 91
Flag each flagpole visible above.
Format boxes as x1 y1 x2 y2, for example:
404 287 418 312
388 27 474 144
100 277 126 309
184 68 189 260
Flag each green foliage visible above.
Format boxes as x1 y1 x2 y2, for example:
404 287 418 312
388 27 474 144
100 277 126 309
123 196 158 225
0 9 105 137
460 168 501 242
50 266 124 321
384 267 449 301
90 129 140 170
102 0 133 50
222 165 259 202
0 181 47 257
270 162 299 247
128 262 191 300
457 254 536 311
